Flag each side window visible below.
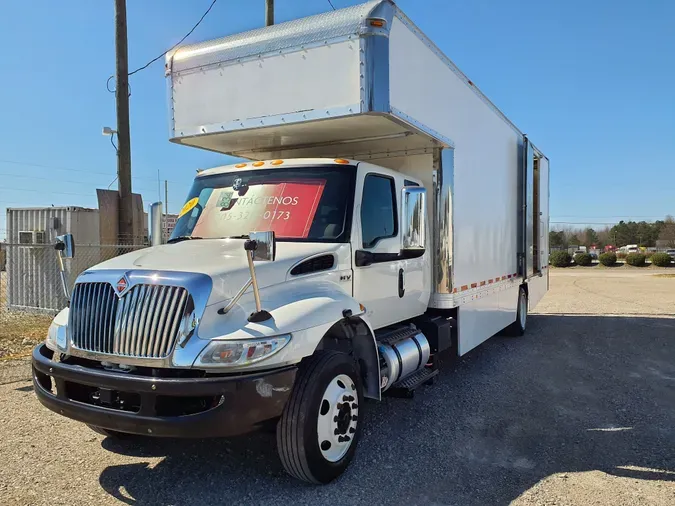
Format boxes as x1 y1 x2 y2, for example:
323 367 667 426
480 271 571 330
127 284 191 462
361 174 397 248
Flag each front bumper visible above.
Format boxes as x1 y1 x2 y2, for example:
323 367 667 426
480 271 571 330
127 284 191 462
32 344 296 437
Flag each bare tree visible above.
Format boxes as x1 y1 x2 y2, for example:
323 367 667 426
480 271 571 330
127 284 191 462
658 215 675 248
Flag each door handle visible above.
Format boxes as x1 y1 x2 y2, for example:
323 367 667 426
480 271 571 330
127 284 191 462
398 268 405 298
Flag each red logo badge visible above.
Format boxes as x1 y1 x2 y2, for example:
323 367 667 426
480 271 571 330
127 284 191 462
116 277 128 294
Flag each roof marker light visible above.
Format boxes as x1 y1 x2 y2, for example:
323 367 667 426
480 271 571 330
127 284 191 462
235 163 247 168
252 161 265 167
271 160 284 165
334 159 350 164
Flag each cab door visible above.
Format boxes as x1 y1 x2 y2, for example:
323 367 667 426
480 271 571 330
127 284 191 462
351 165 429 330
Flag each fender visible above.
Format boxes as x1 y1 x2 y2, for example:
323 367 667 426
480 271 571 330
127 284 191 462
198 279 364 340
195 279 380 387
317 315 381 400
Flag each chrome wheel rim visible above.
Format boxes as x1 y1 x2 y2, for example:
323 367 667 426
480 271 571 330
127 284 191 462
316 373 358 462
519 291 527 329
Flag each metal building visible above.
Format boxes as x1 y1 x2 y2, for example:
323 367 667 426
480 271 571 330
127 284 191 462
5 207 100 312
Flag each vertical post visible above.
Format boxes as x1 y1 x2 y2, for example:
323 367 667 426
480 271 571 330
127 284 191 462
149 202 164 247
114 0 133 245
164 180 168 240
265 0 274 26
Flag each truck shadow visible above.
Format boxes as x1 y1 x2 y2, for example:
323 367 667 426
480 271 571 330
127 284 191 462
98 314 675 505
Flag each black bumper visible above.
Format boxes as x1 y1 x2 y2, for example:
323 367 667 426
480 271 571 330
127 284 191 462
32 344 296 438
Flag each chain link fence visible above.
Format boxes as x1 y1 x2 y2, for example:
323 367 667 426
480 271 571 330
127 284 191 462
0 242 147 359
1 242 147 313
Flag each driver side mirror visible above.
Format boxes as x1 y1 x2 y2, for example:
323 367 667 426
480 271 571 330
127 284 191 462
54 234 75 259
400 187 426 252
246 231 276 262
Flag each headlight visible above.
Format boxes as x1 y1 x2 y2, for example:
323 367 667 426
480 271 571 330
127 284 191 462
198 335 291 367
46 322 67 352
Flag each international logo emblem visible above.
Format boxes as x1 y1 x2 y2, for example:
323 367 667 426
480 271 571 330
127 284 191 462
116 277 128 295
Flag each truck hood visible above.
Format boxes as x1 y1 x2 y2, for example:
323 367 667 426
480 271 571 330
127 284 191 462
89 239 345 305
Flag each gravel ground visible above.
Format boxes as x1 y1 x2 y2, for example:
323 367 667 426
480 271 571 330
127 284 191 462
1 269 674 505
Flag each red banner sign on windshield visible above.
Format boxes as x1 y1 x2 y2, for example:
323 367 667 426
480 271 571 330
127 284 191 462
193 180 326 239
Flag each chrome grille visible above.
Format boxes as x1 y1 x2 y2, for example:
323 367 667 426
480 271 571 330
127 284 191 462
70 282 189 359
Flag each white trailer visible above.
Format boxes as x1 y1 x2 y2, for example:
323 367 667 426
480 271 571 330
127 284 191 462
33 1 549 484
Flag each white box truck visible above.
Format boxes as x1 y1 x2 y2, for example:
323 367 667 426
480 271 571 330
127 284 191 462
33 0 549 483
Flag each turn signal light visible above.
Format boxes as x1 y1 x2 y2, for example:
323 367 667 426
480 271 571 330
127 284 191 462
369 19 385 27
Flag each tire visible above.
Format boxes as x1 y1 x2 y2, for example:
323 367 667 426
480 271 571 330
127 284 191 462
86 424 131 439
277 350 363 484
505 287 528 336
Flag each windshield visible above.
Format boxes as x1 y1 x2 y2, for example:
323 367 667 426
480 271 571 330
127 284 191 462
171 165 356 242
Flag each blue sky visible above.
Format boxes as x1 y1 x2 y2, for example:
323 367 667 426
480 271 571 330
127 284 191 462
1 0 674 239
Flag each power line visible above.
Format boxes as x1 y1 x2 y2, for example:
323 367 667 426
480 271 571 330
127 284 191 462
551 215 665 219
0 171 157 191
551 222 629 226
128 0 218 77
552 219 669 225
0 200 39 206
0 158 111 176
0 158 182 184
327 0 336 10
0 185 166 199
1 187 93 197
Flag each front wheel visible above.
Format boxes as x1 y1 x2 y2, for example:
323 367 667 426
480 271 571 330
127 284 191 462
277 350 363 484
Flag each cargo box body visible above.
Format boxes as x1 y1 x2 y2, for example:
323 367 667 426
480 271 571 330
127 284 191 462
167 0 549 355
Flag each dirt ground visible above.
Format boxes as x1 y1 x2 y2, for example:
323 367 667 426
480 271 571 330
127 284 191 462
0 272 53 361
0 269 673 505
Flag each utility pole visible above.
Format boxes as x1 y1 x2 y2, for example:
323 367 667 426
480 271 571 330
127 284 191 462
265 0 274 26
114 0 134 244
164 180 168 240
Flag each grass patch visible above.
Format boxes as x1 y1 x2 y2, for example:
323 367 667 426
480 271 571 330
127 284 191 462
0 272 53 360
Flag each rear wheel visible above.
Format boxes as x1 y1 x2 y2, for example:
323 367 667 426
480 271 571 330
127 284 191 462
277 350 363 484
505 287 528 336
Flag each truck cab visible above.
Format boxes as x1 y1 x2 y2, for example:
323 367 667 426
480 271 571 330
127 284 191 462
32 1 549 484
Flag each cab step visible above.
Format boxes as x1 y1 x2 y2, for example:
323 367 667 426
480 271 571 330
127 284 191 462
387 366 439 398
375 325 420 346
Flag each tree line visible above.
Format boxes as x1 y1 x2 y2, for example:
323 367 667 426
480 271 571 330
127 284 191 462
550 216 675 249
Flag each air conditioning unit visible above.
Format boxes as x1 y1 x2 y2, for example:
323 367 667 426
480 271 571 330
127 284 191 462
34 231 46 244
18 231 47 244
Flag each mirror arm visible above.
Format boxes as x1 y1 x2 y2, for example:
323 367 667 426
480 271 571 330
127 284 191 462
355 249 425 266
246 249 263 314
244 239 273 323
56 249 70 303
399 248 425 260
217 278 253 315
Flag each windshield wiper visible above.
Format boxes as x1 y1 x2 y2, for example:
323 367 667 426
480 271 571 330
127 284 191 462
167 236 203 244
